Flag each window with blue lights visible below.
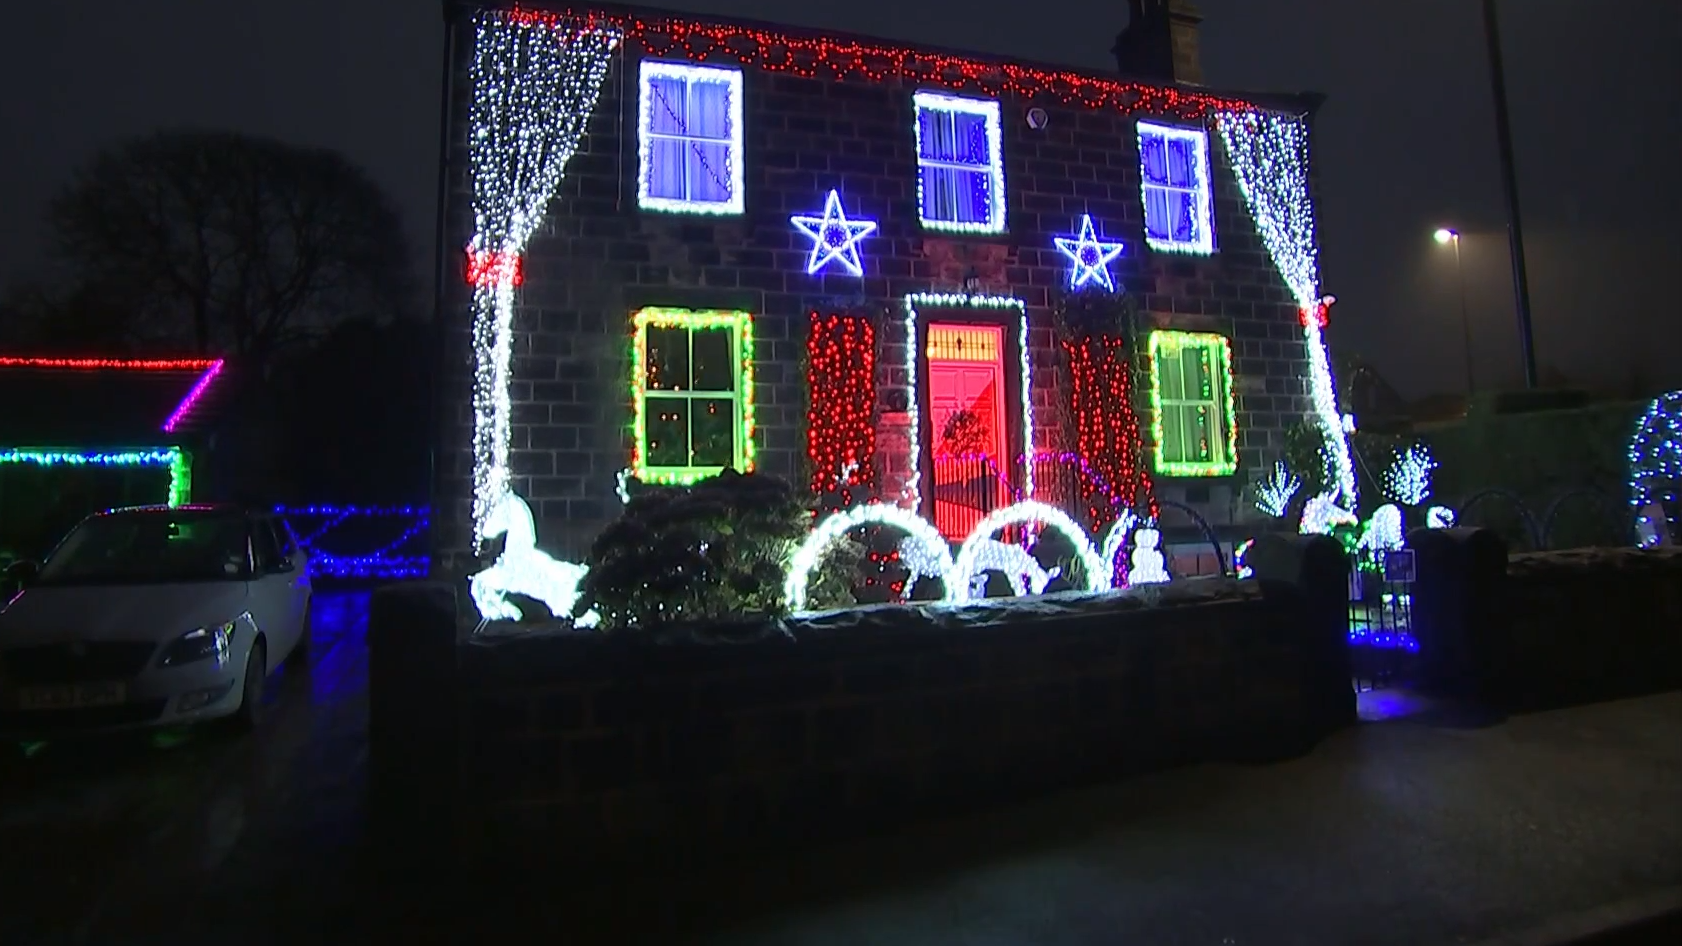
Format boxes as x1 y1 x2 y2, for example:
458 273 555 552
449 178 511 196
913 92 1005 233
637 61 744 215
1136 121 1215 255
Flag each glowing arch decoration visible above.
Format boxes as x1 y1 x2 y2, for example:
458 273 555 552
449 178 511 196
1099 510 1139 587
469 491 596 626
949 500 1107 601
785 503 954 611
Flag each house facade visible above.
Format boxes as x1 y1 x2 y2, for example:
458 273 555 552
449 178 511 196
434 0 1350 572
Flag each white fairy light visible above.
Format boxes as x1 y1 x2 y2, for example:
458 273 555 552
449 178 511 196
901 293 1032 508
949 500 1106 601
1383 443 1438 507
786 504 953 611
1126 527 1170 585
1359 503 1406 557
636 61 745 215
1217 110 1357 512
1300 492 1357 535
1628 390 1681 548
1254 460 1301 518
964 538 1062 597
469 491 597 625
1099 509 1139 586
467 12 621 543
1426 505 1456 529
896 534 949 582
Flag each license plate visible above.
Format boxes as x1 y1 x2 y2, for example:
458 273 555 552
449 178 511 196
17 683 127 710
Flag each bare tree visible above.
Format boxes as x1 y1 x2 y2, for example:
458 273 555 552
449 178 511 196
28 129 415 366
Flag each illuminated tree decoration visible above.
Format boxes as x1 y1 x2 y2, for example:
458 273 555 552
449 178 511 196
1628 390 1681 548
1148 331 1238 477
630 308 756 485
791 190 878 276
1053 214 1125 291
902 293 1032 509
0 448 191 507
469 490 595 625
1216 109 1357 510
1254 460 1301 518
466 10 621 543
785 504 953 611
806 312 877 511
1383 443 1438 507
949 501 1107 600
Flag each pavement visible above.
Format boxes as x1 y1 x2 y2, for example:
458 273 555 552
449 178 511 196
0 590 1677 946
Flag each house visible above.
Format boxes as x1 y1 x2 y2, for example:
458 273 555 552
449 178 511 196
433 0 1357 571
0 355 227 557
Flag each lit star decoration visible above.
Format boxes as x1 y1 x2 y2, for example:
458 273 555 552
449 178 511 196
1217 110 1357 512
1054 214 1126 291
791 190 878 276
1628 390 1681 548
466 10 621 544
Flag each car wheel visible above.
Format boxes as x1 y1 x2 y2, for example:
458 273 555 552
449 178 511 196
230 638 267 733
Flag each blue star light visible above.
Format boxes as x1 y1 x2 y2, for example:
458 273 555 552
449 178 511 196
791 190 878 277
1054 214 1126 291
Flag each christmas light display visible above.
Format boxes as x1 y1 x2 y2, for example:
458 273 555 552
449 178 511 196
1062 334 1154 523
1383 443 1437 507
902 293 1031 509
1217 110 1357 510
469 490 594 624
962 538 1061 597
0 357 220 371
1136 122 1215 255
1254 460 1301 518
467 10 621 542
1233 537 1255 579
504 7 1251 118
950 501 1107 600
1098 509 1139 588
160 359 226 433
785 503 953 611
1147 331 1237 477
1300 492 1356 536
912 92 1006 234
274 505 431 580
806 312 876 509
1358 503 1405 559
1126 527 1170 585
1053 214 1125 290
1426 505 1457 529
0 448 190 507
630 307 755 485
1628 390 1681 548
791 190 877 276
636 60 744 214
895 534 948 589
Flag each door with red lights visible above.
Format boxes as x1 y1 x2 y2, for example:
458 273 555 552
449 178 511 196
925 323 1009 539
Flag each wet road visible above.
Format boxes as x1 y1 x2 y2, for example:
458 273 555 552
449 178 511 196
0 591 373 945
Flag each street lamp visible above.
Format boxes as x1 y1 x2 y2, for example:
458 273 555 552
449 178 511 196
1434 227 1475 395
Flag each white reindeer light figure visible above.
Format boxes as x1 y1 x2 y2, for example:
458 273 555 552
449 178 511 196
469 491 592 624
966 538 1061 598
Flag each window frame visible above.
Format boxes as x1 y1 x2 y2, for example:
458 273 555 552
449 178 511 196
630 307 756 485
1136 120 1216 256
1148 330 1238 477
912 91 1006 234
636 61 746 215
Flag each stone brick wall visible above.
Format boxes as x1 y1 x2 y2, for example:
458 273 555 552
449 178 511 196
434 4 1319 570
415 579 1349 872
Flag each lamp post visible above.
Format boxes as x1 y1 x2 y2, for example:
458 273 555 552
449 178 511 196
1481 0 1539 389
1434 228 1475 395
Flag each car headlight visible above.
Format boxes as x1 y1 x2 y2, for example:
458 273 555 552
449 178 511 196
159 622 235 669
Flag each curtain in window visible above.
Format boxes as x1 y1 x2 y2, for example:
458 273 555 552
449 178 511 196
1141 131 1199 244
645 76 734 204
686 80 734 203
918 108 992 224
645 74 689 201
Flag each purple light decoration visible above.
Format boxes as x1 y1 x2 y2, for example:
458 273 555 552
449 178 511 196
790 189 878 276
161 359 226 433
1053 214 1126 291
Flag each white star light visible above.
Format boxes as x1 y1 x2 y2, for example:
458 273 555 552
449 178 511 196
1054 214 1126 291
791 189 878 276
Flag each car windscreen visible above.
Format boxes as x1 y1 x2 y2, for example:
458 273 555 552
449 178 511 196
35 514 252 585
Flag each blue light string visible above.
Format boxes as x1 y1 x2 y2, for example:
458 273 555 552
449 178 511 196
275 505 431 580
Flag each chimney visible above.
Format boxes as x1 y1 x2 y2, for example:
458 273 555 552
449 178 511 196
1112 0 1204 85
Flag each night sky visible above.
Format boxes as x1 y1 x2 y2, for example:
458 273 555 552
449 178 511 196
2 0 1677 398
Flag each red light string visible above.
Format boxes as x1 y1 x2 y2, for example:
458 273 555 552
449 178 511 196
0 356 220 371
505 6 1255 120
464 248 525 288
1063 334 1155 529
805 311 877 512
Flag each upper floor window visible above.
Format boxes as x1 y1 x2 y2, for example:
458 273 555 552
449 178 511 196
1148 330 1237 477
913 92 1005 233
1136 121 1215 255
637 61 744 215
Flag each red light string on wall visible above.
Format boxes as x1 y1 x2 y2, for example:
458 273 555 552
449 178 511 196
0 357 220 371
805 311 877 511
464 248 526 288
1063 334 1155 529
508 6 1255 120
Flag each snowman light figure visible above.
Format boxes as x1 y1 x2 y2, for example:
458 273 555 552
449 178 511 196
1128 527 1171 585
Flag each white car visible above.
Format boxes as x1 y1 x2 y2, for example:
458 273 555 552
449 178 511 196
0 505 311 739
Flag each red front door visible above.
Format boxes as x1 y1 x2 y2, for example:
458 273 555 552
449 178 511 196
926 323 1008 539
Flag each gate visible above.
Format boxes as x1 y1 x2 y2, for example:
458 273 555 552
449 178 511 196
1347 548 1418 691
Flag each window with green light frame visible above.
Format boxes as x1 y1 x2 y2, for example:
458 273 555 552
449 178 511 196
631 307 755 484
1148 330 1238 477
